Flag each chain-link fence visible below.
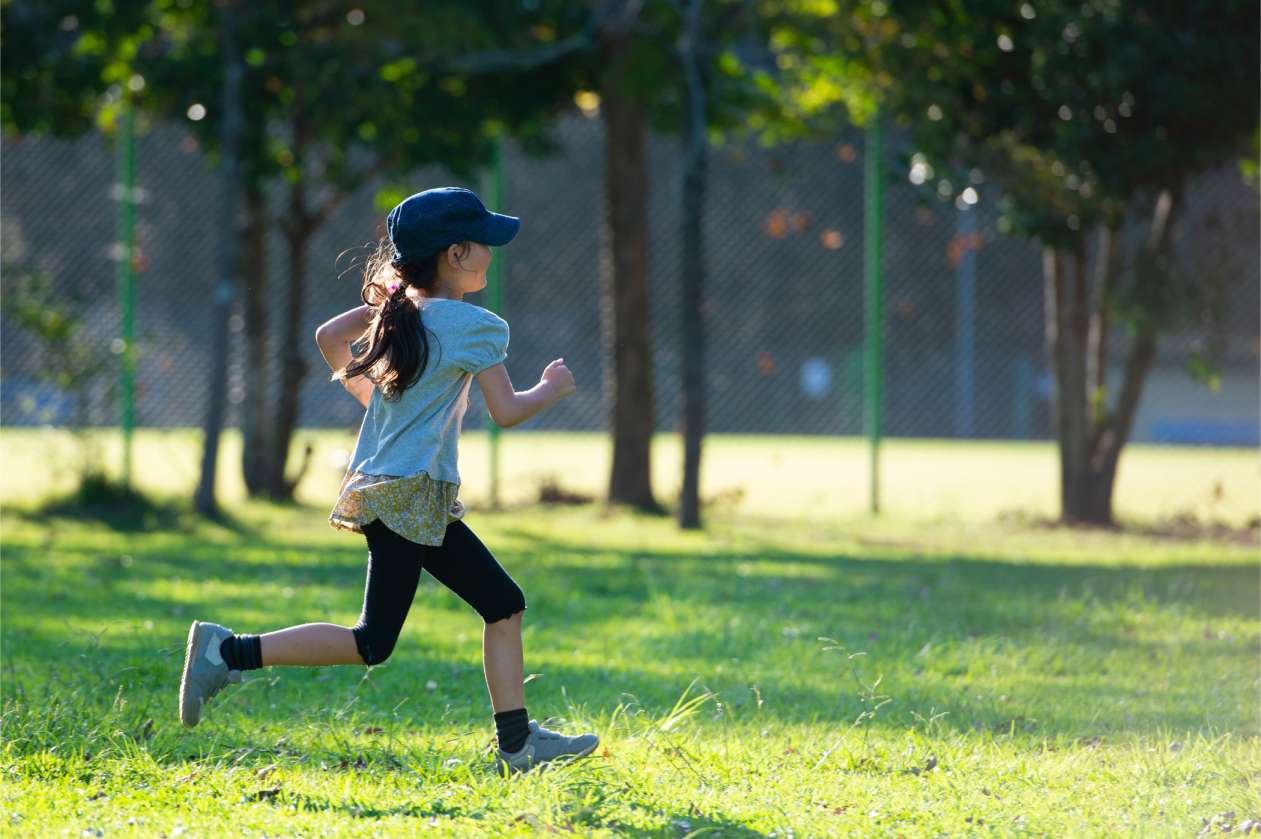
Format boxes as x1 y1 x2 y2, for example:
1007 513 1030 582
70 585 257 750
3 111 1258 446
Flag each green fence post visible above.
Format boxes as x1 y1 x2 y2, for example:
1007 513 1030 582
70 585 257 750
482 137 504 510
864 108 885 516
116 100 137 489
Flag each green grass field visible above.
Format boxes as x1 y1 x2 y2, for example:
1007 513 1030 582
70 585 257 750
1 430 1258 836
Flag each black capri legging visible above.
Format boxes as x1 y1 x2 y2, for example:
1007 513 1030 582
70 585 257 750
351 518 526 666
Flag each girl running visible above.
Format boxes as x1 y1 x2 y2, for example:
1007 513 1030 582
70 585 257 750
178 186 598 774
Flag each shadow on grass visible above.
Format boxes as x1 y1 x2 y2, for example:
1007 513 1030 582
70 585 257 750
2 514 1257 746
251 779 767 837
997 510 1261 546
497 527 1260 620
7 475 262 538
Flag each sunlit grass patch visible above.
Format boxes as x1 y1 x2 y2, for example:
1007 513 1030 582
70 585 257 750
1 444 1258 835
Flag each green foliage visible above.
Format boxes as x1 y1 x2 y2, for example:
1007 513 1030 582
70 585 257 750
2 262 115 434
755 0 881 138
2 1 590 189
0 0 153 137
774 0 1259 248
1185 352 1223 393
1 0 859 181
0 265 130 497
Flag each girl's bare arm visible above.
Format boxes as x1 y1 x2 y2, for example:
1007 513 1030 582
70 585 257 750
476 365 557 428
315 305 375 408
476 359 574 428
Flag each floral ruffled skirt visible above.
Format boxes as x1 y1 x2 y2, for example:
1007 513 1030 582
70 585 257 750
329 469 465 547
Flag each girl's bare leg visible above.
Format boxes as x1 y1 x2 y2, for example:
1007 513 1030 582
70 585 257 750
259 623 364 666
482 611 526 712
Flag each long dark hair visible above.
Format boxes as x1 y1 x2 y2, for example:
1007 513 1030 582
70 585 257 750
333 236 472 401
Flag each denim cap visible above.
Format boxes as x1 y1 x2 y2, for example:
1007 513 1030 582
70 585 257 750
386 187 520 263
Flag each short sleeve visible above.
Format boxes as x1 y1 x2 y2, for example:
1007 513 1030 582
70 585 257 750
459 311 510 375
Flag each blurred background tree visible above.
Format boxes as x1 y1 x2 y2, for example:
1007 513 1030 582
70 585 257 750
5 0 593 509
3 0 838 521
565 0 817 518
768 0 1260 525
8 0 1251 525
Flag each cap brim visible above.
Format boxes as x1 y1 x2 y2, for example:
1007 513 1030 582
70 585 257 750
471 212 520 246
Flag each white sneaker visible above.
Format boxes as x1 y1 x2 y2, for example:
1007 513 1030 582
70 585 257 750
178 620 242 727
496 719 599 774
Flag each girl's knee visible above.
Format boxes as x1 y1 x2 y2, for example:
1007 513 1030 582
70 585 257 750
482 580 526 625
351 621 399 666
485 606 525 628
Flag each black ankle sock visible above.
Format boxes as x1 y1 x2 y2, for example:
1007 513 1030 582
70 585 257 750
494 707 530 753
219 634 263 671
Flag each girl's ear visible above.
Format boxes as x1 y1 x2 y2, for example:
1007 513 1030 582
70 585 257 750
447 241 470 270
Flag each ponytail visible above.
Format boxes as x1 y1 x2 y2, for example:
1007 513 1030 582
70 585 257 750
336 237 446 401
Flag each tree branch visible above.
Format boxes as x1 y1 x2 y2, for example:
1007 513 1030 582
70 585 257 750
1086 220 1118 454
1097 330 1157 466
434 0 638 75
679 0 707 172
1090 185 1182 469
311 155 398 229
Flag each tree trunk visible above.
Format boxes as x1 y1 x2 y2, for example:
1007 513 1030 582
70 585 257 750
248 95 315 501
1083 329 1157 522
1045 243 1091 523
677 0 707 529
240 185 271 496
1047 188 1180 526
194 0 242 517
261 180 314 500
600 34 661 512
1080 189 1179 523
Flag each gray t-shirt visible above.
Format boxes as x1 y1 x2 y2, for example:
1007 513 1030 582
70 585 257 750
345 298 509 485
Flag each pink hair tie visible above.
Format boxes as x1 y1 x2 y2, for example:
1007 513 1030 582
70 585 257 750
386 281 399 294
